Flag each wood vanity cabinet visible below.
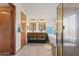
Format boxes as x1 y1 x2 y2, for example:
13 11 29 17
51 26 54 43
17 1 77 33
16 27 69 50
27 32 49 43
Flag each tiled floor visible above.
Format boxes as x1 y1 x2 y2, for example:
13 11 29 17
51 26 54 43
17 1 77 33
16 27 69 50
63 46 79 56
16 43 53 56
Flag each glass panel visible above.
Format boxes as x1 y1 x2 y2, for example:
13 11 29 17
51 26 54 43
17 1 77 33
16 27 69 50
63 3 79 56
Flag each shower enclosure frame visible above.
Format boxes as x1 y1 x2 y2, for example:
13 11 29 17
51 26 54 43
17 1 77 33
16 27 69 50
56 3 64 56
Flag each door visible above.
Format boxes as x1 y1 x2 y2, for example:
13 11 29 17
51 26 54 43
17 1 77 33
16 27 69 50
0 6 12 55
21 12 26 48
56 3 63 56
63 3 77 56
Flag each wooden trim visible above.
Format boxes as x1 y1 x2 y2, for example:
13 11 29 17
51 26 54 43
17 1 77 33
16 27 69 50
21 12 23 48
8 3 16 55
16 46 23 54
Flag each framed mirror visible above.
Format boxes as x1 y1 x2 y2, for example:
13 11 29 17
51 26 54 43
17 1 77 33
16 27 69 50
38 19 46 31
29 19 36 32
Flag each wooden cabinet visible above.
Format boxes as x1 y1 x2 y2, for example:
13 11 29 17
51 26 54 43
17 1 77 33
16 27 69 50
27 32 49 43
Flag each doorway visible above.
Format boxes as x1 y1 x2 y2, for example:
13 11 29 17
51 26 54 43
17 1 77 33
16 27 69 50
63 3 79 56
16 3 56 56
56 3 79 56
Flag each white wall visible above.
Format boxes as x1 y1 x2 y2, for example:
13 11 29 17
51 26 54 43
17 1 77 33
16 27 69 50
14 4 27 52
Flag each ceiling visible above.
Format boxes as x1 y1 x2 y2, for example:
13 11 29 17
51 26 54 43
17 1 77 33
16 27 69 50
20 3 58 7
20 3 79 9
20 3 58 20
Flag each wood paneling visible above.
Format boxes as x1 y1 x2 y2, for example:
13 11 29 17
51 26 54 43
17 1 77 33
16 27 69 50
0 4 16 55
0 7 12 55
21 12 26 48
9 3 16 55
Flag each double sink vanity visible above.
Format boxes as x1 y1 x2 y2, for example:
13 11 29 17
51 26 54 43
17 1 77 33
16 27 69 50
27 32 49 43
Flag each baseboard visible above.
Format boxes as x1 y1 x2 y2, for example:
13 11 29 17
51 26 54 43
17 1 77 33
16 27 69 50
16 45 26 55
